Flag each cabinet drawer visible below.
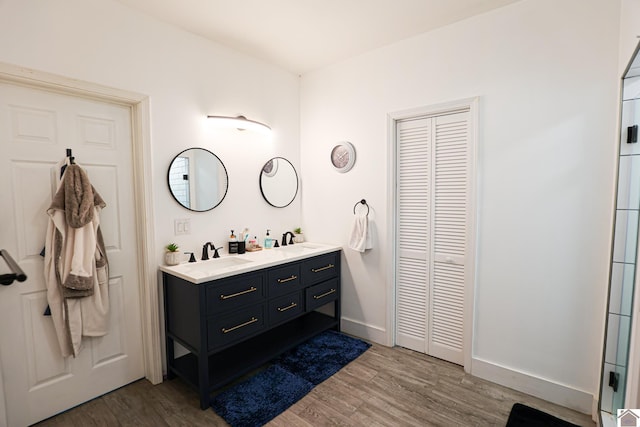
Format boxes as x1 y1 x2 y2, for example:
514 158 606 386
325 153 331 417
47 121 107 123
268 291 304 326
306 278 339 311
208 304 265 350
301 252 338 286
268 263 302 297
206 272 265 314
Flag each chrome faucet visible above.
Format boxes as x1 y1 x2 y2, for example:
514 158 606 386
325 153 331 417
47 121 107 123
281 231 295 246
201 242 221 260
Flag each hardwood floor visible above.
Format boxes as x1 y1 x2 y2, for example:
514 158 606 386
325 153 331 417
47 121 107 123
35 343 595 427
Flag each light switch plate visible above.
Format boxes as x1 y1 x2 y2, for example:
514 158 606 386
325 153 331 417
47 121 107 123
174 218 190 235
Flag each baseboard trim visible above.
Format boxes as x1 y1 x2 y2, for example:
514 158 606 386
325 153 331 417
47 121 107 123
338 320 595 415
471 357 593 414
341 316 389 345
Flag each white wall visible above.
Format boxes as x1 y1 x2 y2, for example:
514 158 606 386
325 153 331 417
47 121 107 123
300 0 621 413
0 0 302 264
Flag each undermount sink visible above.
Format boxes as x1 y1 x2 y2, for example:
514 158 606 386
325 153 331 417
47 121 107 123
172 256 254 276
276 243 322 254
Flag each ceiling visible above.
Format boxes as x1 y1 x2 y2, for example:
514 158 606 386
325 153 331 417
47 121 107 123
116 0 521 75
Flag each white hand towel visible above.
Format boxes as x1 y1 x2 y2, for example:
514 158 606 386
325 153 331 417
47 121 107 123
349 213 372 252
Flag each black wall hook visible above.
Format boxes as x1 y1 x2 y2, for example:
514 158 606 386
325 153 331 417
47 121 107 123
66 148 75 164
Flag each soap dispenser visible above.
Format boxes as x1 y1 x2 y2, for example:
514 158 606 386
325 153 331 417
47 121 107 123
228 230 238 254
264 229 273 249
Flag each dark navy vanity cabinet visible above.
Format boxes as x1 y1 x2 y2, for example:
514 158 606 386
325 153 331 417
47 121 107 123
162 250 341 409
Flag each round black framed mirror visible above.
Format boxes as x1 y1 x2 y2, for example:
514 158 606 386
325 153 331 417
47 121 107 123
259 157 298 208
167 148 228 212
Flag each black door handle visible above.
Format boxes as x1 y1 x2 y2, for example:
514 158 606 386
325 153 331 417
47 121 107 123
609 371 620 392
627 125 638 144
0 249 27 286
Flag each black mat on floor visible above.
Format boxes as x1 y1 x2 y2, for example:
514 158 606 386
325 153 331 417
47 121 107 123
506 403 580 427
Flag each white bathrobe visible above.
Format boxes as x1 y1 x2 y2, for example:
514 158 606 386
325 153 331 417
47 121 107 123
44 161 109 357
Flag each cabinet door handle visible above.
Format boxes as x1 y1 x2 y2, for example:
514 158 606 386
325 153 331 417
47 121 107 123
313 288 336 300
311 264 334 273
221 317 258 334
220 286 257 300
277 302 298 312
277 275 298 283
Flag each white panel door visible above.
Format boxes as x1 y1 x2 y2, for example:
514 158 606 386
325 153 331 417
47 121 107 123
0 82 144 426
395 110 472 366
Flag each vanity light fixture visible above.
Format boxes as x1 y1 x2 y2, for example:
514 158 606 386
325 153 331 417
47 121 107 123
207 115 271 135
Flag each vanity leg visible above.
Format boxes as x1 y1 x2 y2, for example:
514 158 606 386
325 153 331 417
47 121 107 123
165 337 176 380
198 351 210 409
334 298 341 332
334 259 342 332
162 278 176 380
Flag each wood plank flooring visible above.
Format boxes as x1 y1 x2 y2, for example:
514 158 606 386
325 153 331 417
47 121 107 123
34 343 595 426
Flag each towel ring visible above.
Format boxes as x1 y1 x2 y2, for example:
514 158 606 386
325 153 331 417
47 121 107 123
353 199 369 216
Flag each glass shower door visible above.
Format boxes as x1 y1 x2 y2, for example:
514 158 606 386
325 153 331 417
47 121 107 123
600 42 640 419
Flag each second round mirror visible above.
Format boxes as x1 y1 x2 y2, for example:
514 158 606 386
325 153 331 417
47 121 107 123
260 157 298 208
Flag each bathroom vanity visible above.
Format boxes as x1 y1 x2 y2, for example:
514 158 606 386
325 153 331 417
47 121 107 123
160 243 341 409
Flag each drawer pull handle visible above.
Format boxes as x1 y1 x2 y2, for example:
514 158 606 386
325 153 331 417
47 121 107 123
221 317 258 334
313 288 336 300
311 264 334 273
277 302 298 312
277 275 298 283
220 286 257 300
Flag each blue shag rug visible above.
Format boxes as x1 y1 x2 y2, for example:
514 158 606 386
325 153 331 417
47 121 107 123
274 329 372 385
210 330 371 427
210 365 313 427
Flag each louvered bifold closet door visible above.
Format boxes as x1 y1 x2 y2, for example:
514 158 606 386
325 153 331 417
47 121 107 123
396 117 431 352
396 110 471 365
428 111 470 365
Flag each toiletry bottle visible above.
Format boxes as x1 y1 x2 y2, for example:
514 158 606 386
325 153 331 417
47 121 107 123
264 229 273 249
248 236 257 249
228 230 238 254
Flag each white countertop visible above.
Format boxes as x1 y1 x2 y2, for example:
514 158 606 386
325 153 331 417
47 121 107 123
159 242 342 284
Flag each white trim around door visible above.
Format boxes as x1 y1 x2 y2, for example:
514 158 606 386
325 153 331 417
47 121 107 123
0 62 162 385
387 97 478 372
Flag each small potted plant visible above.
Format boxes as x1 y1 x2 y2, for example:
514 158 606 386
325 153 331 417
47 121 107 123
293 227 304 243
165 243 181 266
